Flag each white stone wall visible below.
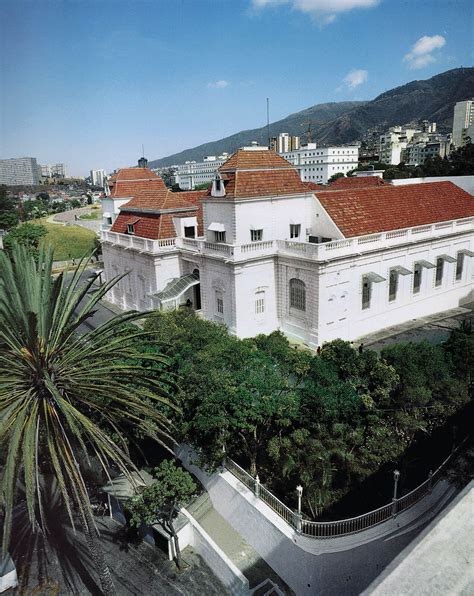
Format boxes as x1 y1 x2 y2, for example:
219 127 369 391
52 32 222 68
233 259 279 337
202 200 236 243
277 258 320 346
101 197 131 226
317 235 474 343
102 244 182 310
200 257 237 332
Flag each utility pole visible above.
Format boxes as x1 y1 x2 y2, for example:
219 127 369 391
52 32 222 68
301 120 314 144
267 98 270 148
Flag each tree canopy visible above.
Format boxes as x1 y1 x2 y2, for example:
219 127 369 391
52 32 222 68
143 311 471 517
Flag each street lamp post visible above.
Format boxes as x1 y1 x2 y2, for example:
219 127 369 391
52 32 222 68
294 485 303 533
392 470 400 517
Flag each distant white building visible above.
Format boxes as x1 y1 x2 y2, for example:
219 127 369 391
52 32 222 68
452 100 474 147
270 133 300 153
172 153 230 190
90 169 107 187
379 127 420 164
280 143 359 183
101 150 474 348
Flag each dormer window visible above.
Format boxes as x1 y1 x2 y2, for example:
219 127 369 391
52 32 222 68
211 174 226 197
127 224 135 235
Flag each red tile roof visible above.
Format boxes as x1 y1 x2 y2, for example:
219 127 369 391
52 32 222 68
208 149 309 199
316 182 474 238
305 182 327 190
108 166 208 239
111 212 177 240
219 148 292 171
329 176 386 189
109 168 166 199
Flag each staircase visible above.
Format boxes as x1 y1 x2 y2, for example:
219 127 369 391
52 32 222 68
187 493 292 594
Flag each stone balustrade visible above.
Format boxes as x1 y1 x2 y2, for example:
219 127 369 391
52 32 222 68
101 216 474 261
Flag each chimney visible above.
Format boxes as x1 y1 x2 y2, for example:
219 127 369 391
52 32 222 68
138 157 148 168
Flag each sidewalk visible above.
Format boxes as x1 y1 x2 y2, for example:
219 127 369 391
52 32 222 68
359 302 474 351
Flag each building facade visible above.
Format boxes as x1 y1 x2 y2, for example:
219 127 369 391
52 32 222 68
101 150 474 348
0 157 39 185
452 100 474 147
379 127 420 164
172 154 230 190
90 169 107 187
270 133 300 153
280 143 359 184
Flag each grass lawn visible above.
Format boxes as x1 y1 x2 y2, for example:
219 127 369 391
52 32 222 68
79 211 101 220
35 219 97 261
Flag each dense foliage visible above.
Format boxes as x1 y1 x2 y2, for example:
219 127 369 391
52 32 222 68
3 222 47 257
0 185 18 230
144 310 472 518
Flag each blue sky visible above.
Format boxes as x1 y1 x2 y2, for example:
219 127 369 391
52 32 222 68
0 0 472 175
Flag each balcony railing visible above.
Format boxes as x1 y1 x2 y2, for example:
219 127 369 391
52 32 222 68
102 216 474 261
101 230 177 253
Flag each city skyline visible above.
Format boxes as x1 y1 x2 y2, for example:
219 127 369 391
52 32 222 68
1 0 472 175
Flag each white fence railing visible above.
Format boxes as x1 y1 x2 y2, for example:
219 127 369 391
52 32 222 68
101 216 474 262
225 449 456 539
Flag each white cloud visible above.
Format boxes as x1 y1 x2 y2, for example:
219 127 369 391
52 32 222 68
342 69 368 89
207 80 230 89
251 0 379 24
403 35 446 69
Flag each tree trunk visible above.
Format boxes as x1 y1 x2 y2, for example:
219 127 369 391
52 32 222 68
81 506 116 595
165 515 182 570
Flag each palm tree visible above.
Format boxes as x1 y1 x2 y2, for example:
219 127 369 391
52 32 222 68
0 244 177 595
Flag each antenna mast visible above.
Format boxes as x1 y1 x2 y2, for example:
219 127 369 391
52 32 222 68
267 98 270 148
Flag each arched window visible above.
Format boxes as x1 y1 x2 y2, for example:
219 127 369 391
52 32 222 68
289 278 306 311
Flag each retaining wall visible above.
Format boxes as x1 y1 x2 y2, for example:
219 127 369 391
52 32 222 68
177 446 456 595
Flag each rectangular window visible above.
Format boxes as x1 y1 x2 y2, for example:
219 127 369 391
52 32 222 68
455 252 464 281
106 216 113 225
413 263 422 294
255 291 265 314
389 270 398 302
251 229 263 242
184 226 196 238
215 291 224 315
127 224 135 235
214 231 226 243
362 277 371 310
290 224 301 239
435 257 444 287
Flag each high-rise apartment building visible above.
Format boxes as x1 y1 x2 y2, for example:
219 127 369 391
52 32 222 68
51 163 67 178
452 100 474 147
270 133 300 153
0 157 40 185
90 169 107 187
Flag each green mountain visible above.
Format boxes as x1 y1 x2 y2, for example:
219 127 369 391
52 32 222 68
148 101 364 168
149 68 474 168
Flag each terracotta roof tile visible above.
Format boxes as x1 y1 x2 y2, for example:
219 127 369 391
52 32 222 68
316 182 474 238
329 176 387 189
219 148 292 171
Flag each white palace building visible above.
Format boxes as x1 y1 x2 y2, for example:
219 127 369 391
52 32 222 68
101 149 474 348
